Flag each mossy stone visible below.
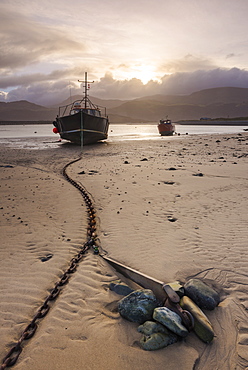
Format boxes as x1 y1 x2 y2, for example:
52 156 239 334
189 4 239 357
118 289 158 324
184 278 220 310
138 321 169 336
153 307 188 337
140 332 178 351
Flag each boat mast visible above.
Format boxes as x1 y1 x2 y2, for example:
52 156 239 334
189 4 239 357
78 72 94 109
84 72 87 109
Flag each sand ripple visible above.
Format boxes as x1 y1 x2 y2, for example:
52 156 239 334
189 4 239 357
1 134 247 369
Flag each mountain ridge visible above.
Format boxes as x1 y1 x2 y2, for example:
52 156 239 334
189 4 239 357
1 87 248 122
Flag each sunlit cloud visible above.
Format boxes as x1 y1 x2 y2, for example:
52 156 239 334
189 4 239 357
2 67 248 106
111 63 161 84
0 91 8 100
89 68 248 100
1 0 248 106
159 67 248 95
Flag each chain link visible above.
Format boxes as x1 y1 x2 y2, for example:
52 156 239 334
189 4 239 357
1 157 99 369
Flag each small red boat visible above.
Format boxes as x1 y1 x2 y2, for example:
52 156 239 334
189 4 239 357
158 118 175 136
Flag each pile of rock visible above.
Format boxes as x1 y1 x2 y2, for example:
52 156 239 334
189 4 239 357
111 278 220 351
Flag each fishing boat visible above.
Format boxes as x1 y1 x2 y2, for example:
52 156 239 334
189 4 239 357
53 73 109 145
158 118 175 136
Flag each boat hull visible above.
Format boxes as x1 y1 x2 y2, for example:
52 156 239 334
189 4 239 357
54 111 109 145
158 123 175 136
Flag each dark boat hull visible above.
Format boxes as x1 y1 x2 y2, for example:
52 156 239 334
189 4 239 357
158 123 174 136
55 111 109 145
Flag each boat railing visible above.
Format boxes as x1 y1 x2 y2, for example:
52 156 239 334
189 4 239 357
58 97 107 117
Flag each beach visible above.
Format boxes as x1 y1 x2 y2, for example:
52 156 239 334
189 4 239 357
0 132 248 369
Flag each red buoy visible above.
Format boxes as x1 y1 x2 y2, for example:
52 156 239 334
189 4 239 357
53 127 59 134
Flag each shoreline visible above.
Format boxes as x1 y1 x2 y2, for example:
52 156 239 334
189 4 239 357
176 119 248 126
0 133 248 369
1 120 248 126
0 121 52 125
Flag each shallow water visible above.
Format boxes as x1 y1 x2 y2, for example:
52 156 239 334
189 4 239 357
0 123 246 149
108 123 247 141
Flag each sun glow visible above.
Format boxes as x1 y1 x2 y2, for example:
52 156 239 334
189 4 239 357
117 64 161 84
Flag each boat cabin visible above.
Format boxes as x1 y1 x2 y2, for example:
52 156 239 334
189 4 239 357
160 119 172 125
70 102 101 117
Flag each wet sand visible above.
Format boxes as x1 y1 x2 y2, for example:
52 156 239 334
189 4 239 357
0 133 248 369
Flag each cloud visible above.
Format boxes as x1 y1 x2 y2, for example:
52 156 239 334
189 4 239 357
0 67 89 89
226 53 236 59
91 68 248 99
0 91 8 100
160 54 217 74
6 82 72 106
91 73 146 99
0 7 84 72
4 78 84 107
159 67 248 95
1 1 248 108
1 68 248 106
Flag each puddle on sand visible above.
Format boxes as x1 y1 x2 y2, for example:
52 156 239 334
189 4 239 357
0 137 63 150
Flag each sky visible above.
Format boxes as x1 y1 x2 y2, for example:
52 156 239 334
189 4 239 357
1 0 248 106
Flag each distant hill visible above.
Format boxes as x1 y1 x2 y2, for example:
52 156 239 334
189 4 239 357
185 87 248 105
1 87 248 123
52 95 127 110
109 87 248 121
134 87 248 105
0 100 56 122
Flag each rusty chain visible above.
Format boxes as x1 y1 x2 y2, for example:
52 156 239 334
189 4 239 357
1 157 99 369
